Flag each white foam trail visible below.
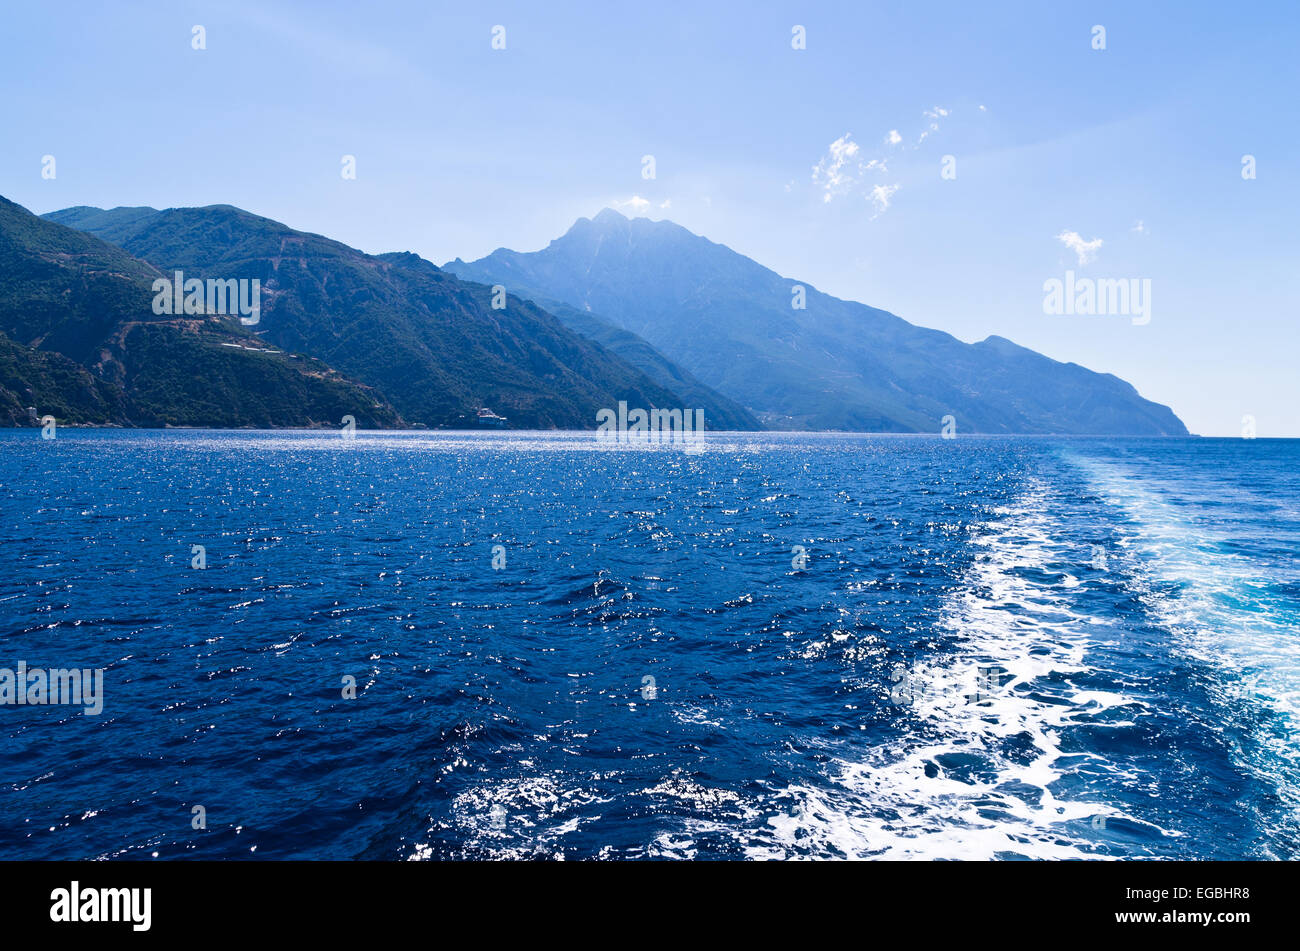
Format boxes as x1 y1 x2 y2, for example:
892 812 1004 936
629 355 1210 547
409 773 611 860
758 479 1165 859
1075 457 1300 853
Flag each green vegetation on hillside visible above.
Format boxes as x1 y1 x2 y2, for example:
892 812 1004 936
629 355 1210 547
48 204 709 430
1 196 404 428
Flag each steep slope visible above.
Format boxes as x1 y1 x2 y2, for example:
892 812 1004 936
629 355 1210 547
379 252 760 430
47 205 700 429
445 208 1188 435
0 331 126 425
1 196 401 428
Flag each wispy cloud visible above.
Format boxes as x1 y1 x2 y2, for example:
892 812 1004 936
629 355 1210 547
1058 230 1104 265
812 133 862 202
917 106 950 144
869 183 899 215
810 106 959 217
812 133 898 212
613 196 653 215
233 6 424 84
609 195 671 216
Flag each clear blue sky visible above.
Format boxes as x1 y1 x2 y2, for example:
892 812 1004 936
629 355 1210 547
3 1 1296 435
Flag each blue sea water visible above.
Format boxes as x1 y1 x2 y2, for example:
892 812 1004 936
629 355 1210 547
1 430 1297 860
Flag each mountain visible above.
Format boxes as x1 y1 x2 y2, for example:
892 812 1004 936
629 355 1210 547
370 250 759 430
45 204 723 429
423 266 760 430
0 196 401 428
445 208 1188 435
0 330 126 426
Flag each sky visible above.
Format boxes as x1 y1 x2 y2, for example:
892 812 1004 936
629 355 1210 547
2 0 1297 436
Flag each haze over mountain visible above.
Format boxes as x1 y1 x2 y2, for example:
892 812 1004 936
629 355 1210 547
446 209 1189 435
0 196 399 428
45 204 758 430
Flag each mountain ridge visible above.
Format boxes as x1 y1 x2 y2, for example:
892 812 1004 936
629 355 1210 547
0 195 401 428
45 203 758 430
445 208 1189 435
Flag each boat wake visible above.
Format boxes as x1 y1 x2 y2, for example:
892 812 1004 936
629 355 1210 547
1075 456 1300 857
756 478 1173 859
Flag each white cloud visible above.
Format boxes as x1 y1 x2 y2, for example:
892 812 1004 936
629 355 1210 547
1131 219 1147 234
609 195 671 216
869 183 899 215
613 196 652 215
812 133 862 202
1057 230 1104 265
812 133 894 205
917 106 950 144
810 106 954 216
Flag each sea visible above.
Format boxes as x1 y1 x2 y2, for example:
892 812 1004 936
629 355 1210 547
1 430 1297 860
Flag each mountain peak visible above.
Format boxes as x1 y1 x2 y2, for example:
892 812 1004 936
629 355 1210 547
551 208 625 248
445 213 1189 435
